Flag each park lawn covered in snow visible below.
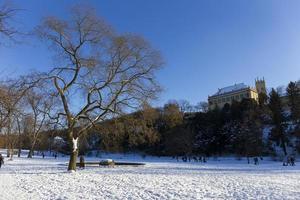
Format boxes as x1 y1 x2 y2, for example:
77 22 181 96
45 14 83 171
0 154 300 200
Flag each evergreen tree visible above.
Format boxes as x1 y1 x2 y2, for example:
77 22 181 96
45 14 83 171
269 88 287 155
228 99 263 157
230 100 242 120
241 109 263 157
286 81 300 123
258 92 268 107
192 109 223 156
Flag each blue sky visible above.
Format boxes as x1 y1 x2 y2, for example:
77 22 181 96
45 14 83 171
1 0 300 106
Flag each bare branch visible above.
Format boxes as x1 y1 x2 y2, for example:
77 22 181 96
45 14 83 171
0 2 19 41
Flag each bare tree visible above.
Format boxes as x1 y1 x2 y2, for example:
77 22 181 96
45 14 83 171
24 89 53 158
36 6 163 171
14 106 25 157
0 75 41 158
0 83 24 159
196 101 209 113
0 85 9 131
178 99 193 113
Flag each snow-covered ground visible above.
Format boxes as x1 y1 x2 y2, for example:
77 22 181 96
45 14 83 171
0 153 300 200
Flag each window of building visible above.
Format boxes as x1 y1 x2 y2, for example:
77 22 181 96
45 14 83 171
226 97 230 102
222 98 225 102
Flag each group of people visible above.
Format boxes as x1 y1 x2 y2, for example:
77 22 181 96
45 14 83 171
283 156 296 166
0 151 296 170
175 155 297 166
253 157 260 165
175 155 207 163
40 152 58 159
246 156 264 165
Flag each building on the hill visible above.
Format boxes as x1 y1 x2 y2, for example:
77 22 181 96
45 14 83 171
208 78 266 110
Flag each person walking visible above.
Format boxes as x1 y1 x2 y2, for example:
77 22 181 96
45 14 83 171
254 157 259 165
290 156 295 166
79 156 85 169
0 154 4 168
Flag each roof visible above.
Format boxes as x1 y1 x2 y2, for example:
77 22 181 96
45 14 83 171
213 83 248 96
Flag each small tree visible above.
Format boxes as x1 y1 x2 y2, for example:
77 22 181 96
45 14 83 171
36 6 162 171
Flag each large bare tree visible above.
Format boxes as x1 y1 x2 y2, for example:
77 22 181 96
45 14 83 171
36 6 163 171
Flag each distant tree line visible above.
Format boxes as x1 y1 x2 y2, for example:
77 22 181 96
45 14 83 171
47 81 300 158
105 81 299 157
2 81 300 159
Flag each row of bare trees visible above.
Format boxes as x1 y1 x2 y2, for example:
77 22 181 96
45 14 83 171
0 3 163 171
0 78 54 159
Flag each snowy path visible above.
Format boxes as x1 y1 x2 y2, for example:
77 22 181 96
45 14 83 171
0 157 300 200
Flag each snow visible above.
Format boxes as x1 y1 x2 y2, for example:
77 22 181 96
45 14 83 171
72 137 78 152
213 83 248 96
54 136 63 141
0 154 300 200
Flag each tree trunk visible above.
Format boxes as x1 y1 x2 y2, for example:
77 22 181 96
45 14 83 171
9 148 13 160
68 150 78 171
281 139 287 156
28 141 36 158
67 130 79 171
49 138 52 154
18 139 21 157
6 149 10 158
27 149 33 158
17 119 22 158
18 149 21 157
280 126 287 156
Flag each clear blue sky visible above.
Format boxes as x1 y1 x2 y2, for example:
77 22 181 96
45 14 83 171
1 0 300 106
